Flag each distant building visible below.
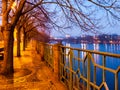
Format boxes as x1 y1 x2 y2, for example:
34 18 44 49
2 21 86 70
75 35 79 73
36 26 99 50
66 34 70 38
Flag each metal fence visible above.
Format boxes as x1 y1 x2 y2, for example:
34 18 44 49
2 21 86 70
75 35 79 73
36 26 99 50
37 42 120 90
59 45 120 90
43 43 54 70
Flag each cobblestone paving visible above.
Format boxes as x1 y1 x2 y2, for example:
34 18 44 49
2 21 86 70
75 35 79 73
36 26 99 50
0 45 67 90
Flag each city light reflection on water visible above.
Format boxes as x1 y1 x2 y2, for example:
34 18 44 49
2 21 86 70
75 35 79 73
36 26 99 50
64 42 120 90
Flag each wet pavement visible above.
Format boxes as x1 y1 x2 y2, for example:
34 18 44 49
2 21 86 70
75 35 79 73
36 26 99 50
0 44 67 90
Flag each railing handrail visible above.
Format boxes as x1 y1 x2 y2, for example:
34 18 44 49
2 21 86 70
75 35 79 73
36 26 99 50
60 45 120 58
34 41 120 90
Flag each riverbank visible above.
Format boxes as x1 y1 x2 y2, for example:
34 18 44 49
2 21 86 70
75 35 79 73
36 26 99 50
0 43 67 90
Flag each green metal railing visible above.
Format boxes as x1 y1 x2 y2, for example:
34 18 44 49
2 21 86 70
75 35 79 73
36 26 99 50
36 42 120 90
43 43 54 70
59 45 120 90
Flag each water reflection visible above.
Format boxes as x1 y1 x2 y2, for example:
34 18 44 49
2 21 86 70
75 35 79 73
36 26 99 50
65 43 70 58
81 43 87 59
93 44 100 64
93 43 99 51
65 43 70 66
81 43 87 49
64 43 120 90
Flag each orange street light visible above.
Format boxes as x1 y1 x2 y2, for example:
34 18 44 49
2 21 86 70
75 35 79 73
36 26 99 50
11 2 16 9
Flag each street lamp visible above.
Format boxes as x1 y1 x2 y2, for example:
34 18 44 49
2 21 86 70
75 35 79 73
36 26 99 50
11 2 17 9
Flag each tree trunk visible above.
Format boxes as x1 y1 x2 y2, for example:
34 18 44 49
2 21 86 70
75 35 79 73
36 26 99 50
23 30 26 51
25 37 28 48
0 27 14 75
17 29 21 57
0 0 26 76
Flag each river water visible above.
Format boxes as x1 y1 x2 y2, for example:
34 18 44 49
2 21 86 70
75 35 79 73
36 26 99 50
63 42 120 90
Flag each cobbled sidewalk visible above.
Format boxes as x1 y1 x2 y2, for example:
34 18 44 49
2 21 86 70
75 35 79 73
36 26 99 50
0 44 67 90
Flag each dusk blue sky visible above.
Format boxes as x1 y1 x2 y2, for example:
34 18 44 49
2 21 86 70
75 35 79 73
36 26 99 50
51 24 120 37
47 1 120 37
0 1 120 38
50 9 120 37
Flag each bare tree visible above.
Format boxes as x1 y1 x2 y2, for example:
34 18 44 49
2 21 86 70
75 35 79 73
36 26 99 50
0 0 120 76
0 0 48 75
15 14 31 57
0 0 26 75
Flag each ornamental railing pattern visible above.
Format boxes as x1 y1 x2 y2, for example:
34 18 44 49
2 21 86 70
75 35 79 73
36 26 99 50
59 45 120 90
34 41 120 90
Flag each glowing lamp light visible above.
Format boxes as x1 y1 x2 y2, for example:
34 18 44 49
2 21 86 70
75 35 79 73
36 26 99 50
11 2 16 9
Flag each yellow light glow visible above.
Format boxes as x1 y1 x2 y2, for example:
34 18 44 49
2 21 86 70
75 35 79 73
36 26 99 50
14 28 17 41
11 2 16 9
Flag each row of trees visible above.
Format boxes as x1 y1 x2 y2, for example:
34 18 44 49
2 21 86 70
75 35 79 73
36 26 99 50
0 0 120 76
0 0 50 76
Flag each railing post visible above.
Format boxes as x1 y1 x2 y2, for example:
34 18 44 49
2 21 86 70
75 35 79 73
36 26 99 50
53 43 61 80
59 45 65 82
87 53 91 90
31 39 37 51
39 42 45 61
115 73 118 90
103 56 106 82
69 49 73 90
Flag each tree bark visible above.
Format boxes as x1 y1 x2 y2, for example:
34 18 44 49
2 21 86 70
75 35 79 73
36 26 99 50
17 29 21 57
1 0 29 76
0 0 14 75
0 26 14 75
23 30 26 51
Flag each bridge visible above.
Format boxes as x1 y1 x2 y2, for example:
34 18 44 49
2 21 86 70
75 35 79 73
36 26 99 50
0 40 120 90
